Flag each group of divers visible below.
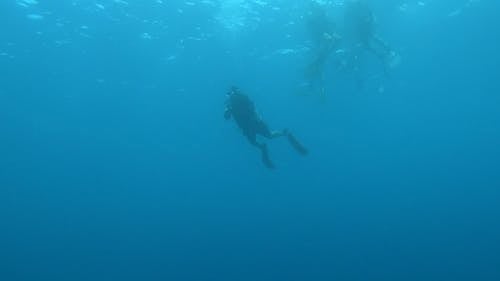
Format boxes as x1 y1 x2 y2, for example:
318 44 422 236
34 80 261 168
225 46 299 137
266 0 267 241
224 0 400 169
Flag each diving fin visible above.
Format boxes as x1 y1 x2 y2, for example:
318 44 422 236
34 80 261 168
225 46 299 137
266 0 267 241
261 144 275 169
287 132 308 156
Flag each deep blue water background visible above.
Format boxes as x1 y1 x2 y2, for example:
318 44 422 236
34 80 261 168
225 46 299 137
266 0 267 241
1 1 499 280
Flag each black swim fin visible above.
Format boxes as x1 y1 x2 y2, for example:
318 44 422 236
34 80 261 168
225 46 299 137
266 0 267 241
287 132 308 156
261 144 275 169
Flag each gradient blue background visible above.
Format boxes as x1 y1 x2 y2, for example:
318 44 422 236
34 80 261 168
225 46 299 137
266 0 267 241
1 1 499 280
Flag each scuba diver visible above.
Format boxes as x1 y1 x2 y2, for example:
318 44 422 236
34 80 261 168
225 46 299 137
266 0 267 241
303 2 342 99
224 87 308 169
343 0 399 73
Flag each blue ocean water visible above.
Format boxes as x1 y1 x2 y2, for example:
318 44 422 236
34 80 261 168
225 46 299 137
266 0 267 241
1 0 499 280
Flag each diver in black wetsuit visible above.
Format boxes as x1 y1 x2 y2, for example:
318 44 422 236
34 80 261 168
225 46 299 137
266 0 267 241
344 0 398 72
224 86 308 169
304 2 342 98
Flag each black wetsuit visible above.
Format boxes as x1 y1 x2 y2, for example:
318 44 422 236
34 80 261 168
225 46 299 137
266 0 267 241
344 1 393 69
225 89 308 169
225 92 273 145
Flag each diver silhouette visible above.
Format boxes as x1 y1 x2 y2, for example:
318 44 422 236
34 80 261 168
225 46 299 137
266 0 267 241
224 86 308 169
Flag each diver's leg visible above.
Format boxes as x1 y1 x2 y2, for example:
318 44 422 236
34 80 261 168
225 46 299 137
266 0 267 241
369 35 396 71
246 132 275 169
246 133 262 148
260 143 274 169
266 129 289 139
373 35 391 54
256 121 287 140
285 131 309 156
305 45 331 98
270 130 287 138
344 46 365 89
263 125 308 156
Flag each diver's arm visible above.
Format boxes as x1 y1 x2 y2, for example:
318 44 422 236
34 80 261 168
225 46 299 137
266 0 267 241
224 107 232 120
372 35 391 53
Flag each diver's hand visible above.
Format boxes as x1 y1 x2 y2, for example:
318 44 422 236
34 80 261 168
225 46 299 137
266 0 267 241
224 109 231 120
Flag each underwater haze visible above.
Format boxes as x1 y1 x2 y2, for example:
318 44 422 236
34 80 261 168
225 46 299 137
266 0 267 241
1 0 499 280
